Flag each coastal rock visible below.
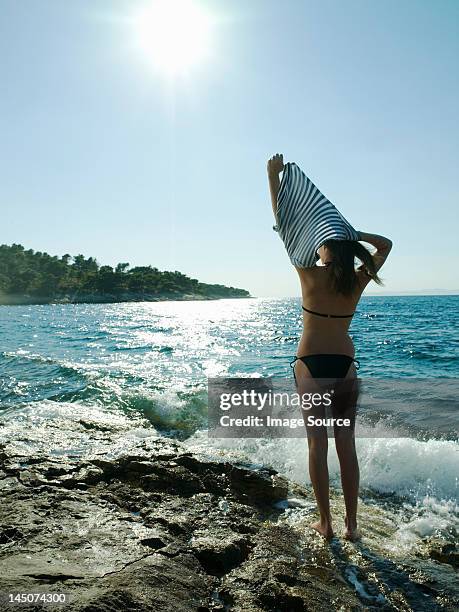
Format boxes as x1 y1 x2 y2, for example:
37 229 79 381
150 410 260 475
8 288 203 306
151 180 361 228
425 539 459 568
0 292 250 306
0 410 457 611
0 429 360 612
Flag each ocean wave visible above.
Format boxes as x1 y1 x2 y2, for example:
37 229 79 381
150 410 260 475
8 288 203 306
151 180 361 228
0 399 158 459
0 350 89 407
184 419 458 551
46 382 208 439
185 427 458 504
0 349 79 369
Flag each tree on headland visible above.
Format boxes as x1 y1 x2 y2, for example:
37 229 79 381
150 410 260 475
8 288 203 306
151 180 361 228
0 244 250 302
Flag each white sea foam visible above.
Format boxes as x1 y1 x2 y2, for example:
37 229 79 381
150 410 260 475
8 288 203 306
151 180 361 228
0 400 158 459
185 421 458 548
186 424 458 503
386 496 459 552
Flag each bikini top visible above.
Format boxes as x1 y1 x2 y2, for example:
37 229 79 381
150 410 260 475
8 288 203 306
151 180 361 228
273 162 359 268
302 305 355 319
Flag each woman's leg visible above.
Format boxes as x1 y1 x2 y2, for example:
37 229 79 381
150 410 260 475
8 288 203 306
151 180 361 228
295 360 334 539
307 431 334 539
334 367 360 541
334 433 360 540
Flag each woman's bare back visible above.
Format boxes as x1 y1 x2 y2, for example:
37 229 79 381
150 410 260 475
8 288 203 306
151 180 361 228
295 266 370 357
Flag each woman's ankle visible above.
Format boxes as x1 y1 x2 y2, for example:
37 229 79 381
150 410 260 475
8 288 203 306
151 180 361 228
320 513 333 525
344 515 357 529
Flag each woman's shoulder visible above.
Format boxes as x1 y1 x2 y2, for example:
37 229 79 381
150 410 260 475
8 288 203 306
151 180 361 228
298 267 366 301
295 264 320 278
295 265 330 288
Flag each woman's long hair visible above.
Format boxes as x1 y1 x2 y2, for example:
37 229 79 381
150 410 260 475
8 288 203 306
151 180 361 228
322 239 383 296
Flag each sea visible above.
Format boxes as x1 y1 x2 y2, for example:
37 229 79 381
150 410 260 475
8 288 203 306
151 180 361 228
1 295 458 599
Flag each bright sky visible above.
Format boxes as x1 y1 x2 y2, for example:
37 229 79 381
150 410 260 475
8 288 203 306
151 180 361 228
1 0 458 296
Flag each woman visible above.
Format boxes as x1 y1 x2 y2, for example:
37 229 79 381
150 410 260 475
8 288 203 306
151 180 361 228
267 153 392 541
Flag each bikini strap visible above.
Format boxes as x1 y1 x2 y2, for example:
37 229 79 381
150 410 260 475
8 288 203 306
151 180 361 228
290 355 360 369
302 305 355 318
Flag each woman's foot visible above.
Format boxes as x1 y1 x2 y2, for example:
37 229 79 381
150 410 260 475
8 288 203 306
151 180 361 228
344 516 361 541
310 519 334 540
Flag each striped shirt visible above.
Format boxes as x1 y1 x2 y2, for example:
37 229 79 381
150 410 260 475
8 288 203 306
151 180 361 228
273 162 359 268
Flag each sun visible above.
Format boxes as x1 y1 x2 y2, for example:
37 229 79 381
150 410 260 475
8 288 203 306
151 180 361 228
132 0 213 76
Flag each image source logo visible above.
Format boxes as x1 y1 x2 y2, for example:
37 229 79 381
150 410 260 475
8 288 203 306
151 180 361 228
207 377 459 439
207 377 360 438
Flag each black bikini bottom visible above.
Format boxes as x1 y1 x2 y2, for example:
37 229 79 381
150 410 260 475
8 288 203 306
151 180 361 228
290 354 361 427
290 354 360 384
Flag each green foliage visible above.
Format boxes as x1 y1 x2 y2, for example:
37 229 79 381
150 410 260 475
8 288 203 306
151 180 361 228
0 244 250 300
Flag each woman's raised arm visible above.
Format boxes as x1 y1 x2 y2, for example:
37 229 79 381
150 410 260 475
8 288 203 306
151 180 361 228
267 153 284 221
357 231 393 271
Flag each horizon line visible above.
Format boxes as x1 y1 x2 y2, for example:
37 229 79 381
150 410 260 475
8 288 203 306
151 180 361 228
253 291 459 298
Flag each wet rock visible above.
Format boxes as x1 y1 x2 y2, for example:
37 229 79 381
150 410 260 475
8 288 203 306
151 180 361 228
190 531 252 575
1 412 457 611
0 420 359 611
427 540 459 568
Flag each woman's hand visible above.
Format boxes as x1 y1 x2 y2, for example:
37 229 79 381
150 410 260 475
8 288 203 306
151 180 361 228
267 155 283 219
267 153 284 176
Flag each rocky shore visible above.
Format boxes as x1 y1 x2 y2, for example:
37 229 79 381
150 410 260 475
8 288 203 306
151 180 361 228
0 404 457 611
0 293 251 306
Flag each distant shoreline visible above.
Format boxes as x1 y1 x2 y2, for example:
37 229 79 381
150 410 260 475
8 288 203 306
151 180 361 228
0 293 253 306
0 245 251 306
1 293 457 306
